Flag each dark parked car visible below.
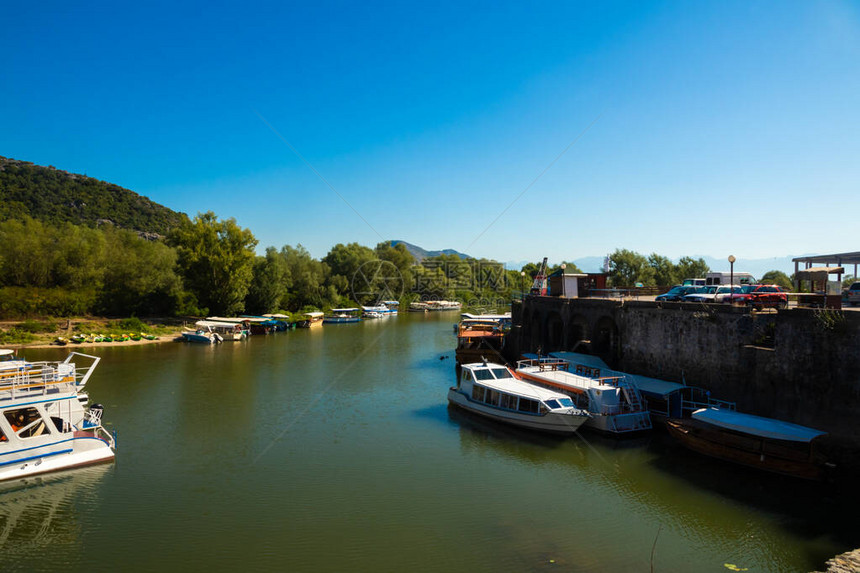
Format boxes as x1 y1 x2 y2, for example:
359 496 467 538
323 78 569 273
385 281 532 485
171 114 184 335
656 285 703 302
724 284 788 309
846 282 860 306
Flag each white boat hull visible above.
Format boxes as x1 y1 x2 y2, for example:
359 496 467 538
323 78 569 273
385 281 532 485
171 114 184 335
447 389 588 434
0 434 114 483
584 411 652 433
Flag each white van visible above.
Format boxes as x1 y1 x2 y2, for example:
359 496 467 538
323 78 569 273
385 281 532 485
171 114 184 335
705 271 755 286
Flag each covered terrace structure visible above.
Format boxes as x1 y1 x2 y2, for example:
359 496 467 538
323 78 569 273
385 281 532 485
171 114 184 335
793 251 860 281
792 251 860 309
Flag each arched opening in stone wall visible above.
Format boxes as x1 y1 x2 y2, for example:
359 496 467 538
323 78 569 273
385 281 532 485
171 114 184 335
522 309 532 341
546 312 563 352
592 316 621 365
567 314 590 352
530 312 543 353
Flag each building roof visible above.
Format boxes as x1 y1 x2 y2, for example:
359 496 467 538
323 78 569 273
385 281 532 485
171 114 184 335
792 252 860 265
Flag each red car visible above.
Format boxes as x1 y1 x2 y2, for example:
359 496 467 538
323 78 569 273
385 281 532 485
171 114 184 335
724 284 788 309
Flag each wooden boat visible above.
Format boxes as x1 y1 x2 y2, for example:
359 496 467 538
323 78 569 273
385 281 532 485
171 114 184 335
448 361 590 434
516 357 651 435
408 302 428 312
455 313 511 366
666 407 830 480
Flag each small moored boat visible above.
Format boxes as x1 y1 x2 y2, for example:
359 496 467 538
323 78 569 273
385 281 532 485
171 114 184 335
666 408 831 480
181 324 224 344
323 308 361 324
448 361 590 434
297 311 325 328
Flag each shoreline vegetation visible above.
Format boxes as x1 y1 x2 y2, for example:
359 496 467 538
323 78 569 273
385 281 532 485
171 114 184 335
1 157 813 334
0 317 186 350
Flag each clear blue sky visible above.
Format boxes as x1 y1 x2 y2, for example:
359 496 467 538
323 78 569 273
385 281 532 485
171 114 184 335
2 1 858 264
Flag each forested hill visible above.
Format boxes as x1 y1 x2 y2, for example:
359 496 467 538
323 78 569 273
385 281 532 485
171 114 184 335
0 156 187 236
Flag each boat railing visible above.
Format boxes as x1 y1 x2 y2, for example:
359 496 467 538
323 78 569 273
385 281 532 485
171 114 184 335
680 386 736 416
0 362 78 401
681 397 736 416
62 352 101 388
516 358 571 372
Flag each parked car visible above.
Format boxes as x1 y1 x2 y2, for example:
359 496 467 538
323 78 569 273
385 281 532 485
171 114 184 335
724 284 788 309
656 285 703 302
683 285 719 302
712 285 744 303
846 282 860 306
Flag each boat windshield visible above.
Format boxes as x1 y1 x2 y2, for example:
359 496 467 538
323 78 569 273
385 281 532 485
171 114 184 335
545 398 575 410
473 369 495 381
490 368 512 379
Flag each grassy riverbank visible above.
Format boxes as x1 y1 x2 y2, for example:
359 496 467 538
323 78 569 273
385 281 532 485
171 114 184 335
0 317 186 349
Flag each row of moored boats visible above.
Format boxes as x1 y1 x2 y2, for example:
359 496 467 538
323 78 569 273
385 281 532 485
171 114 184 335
449 343 831 480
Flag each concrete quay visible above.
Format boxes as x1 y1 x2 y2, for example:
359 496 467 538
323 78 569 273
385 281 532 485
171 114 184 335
504 296 860 474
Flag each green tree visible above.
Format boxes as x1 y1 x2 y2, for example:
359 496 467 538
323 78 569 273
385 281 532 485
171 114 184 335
608 249 654 287
648 254 677 286
280 244 338 311
98 228 183 316
760 270 793 290
676 257 710 282
168 211 257 316
376 241 414 298
245 247 290 315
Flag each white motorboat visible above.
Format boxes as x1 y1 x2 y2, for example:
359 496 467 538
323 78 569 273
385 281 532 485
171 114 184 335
448 361 590 434
0 350 116 482
426 300 462 312
181 324 224 344
362 304 394 318
323 308 362 324
516 357 651 435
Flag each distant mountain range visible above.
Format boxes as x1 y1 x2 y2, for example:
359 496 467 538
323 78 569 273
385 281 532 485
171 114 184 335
392 240 803 277
0 156 186 236
390 240 470 262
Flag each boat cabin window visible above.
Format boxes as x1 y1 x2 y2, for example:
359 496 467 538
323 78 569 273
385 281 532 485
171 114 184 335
490 368 512 379
0 428 6 442
4 407 49 439
517 398 539 414
483 389 500 407
472 385 486 402
42 401 72 433
499 393 517 410
545 398 575 410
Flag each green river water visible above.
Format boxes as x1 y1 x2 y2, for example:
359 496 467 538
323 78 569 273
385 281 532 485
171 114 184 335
1 312 857 572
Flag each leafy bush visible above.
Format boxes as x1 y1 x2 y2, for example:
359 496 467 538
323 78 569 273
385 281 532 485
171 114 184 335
0 287 97 318
116 317 148 332
18 319 57 333
0 328 36 344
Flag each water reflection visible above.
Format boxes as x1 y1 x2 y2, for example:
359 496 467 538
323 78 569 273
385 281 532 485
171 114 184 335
0 465 111 568
445 404 844 572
